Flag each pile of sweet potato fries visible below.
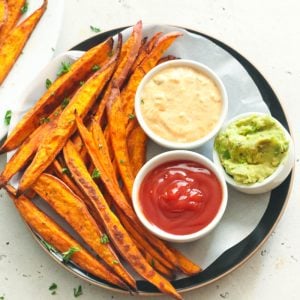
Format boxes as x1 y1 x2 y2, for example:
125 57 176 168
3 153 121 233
0 21 201 299
0 0 47 85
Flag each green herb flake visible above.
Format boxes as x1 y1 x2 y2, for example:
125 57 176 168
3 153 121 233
91 64 101 72
61 98 70 109
90 25 101 33
45 78 52 89
57 61 71 77
100 234 110 244
112 260 119 265
140 99 144 104
108 50 113 57
73 285 83 298
0 296 4 300
62 246 80 263
49 283 57 291
54 111 60 117
150 258 155 267
40 117 50 124
21 1 29 14
222 150 231 160
119 159 125 164
4 110 12 126
42 240 57 252
61 167 71 175
128 113 135 120
79 81 85 86
91 168 101 179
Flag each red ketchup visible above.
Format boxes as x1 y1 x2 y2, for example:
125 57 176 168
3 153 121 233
139 160 222 235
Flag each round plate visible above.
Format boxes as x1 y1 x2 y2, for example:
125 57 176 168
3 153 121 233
34 26 293 295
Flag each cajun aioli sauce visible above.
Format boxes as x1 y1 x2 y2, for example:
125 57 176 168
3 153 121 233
140 65 222 142
139 160 222 235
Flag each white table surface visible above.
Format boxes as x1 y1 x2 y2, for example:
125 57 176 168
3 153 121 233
1 0 299 299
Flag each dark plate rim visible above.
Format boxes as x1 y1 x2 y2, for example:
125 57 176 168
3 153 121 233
29 25 294 296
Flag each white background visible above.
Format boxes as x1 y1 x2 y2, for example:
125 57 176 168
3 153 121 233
0 0 299 299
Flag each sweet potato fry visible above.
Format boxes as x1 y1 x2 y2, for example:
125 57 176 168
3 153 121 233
63 140 182 300
122 31 182 120
0 0 25 40
127 124 147 177
7 190 128 290
32 173 136 289
0 0 47 85
94 21 142 123
0 0 7 31
0 36 114 153
18 56 117 193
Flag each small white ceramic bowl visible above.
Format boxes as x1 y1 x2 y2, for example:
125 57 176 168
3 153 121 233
213 112 295 194
132 150 228 243
135 59 228 149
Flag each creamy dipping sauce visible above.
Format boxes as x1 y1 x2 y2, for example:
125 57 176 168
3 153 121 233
140 65 222 143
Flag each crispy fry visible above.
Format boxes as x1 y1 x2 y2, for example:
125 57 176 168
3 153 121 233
7 190 128 290
18 57 117 193
0 0 47 85
32 173 136 289
0 0 25 40
63 140 182 299
127 124 147 177
0 37 114 153
122 31 182 120
94 21 143 123
0 0 7 31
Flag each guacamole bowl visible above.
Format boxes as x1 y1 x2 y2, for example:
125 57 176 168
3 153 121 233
212 112 294 194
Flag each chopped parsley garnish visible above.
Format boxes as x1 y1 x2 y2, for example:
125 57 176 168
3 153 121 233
0 296 4 300
140 99 144 104
4 110 12 126
57 61 71 77
119 159 125 164
150 258 155 267
73 285 83 298
108 50 113 57
49 283 57 295
91 168 101 179
62 246 80 263
42 240 57 252
21 1 29 14
128 113 135 120
100 234 110 244
112 260 119 264
61 98 70 109
91 64 101 71
45 78 52 89
90 25 101 33
61 167 71 175
79 81 85 86
40 117 50 124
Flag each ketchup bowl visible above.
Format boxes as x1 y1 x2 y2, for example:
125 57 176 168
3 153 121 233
132 150 228 243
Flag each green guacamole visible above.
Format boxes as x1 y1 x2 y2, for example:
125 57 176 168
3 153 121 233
214 114 289 184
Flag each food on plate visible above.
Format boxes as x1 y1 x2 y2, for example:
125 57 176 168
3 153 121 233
0 0 7 31
0 0 25 40
0 36 114 153
18 54 118 193
6 187 129 290
0 0 47 84
139 62 223 143
1 22 202 299
214 114 289 184
138 160 223 235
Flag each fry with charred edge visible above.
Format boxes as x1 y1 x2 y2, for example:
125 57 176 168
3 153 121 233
63 140 182 300
127 124 147 177
0 0 47 85
0 105 62 187
0 37 114 153
0 0 7 31
107 87 135 197
0 0 25 40
32 173 136 290
94 20 142 124
122 31 182 121
18 57 117 193
87 117 183 269
6 189 128 290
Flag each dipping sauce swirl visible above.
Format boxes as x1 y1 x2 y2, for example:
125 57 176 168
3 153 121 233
139 160 223 235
